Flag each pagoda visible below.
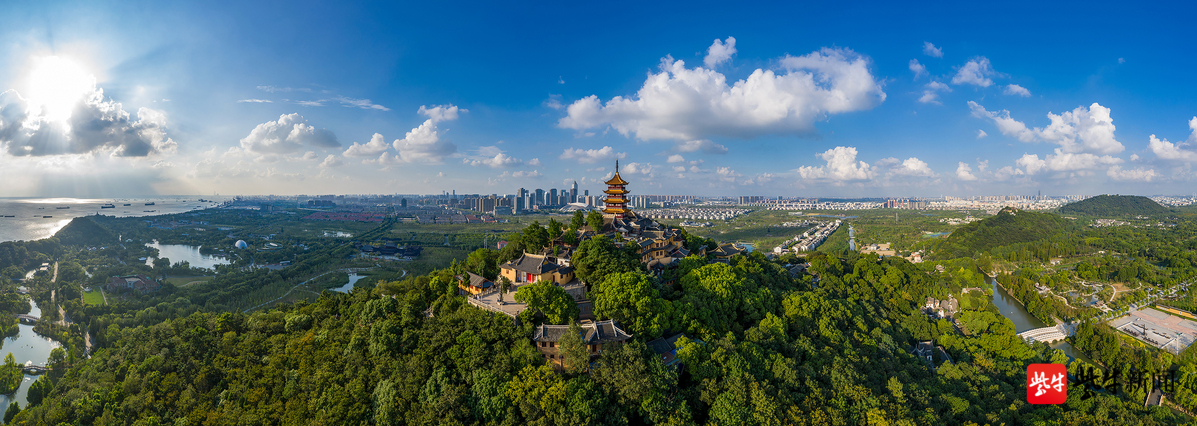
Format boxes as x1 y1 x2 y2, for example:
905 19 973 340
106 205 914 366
603 160 631 218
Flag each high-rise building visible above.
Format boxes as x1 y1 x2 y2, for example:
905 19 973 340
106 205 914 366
549 189 558 206
571 181 578 204
535 189 544 206
603 160 631 218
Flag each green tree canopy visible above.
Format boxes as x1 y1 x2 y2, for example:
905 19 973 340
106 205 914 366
513 281 578 324
572 235 643 287
464 248 500 280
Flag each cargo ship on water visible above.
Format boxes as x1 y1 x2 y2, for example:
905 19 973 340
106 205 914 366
101 204 116 209
56 206 70 209
145 202 155 206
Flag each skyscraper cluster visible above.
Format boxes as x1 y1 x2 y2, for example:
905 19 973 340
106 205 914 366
515 181 581 212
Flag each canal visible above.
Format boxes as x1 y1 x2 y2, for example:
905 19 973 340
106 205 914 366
987 275 1092 363
0 299 62 422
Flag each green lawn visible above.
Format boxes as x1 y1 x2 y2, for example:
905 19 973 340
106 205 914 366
82 289 106 305
165 276 214 287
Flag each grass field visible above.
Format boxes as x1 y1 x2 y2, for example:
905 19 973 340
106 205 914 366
82 289 105 305
165 276 214 287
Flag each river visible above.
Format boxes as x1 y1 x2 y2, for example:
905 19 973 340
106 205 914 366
987 275 1092 363
0 300 62 422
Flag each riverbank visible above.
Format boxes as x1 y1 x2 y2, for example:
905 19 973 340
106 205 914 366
0 300 64 422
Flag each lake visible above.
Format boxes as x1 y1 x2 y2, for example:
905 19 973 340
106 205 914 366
987 275 1091 363
145 241 231 270
332 273 366 293
0 300 62 422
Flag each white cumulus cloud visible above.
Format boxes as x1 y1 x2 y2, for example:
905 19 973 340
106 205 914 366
909 59 927 79
704 37 737 68
918 81 951 104
319 154 343 168
342 133 391 157
977 129 988 139
0 88 178 157
1148 134 1197 162
559 146 626 164
923 42 943 58
797 146 873 181
889 157 936 177
675 139 728 154
465 147 527 168
1106 165 1157 181
239 113 338 154
969 102 1123 155
1016 150 1122 175
968 101 1036 142
1004 84 1031 97
956 162 978 180
559 44 885 142
952 57 997 87
622 162 654 177
391 105 463 163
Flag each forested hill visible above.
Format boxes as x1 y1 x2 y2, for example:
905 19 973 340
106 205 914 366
53 216 116 247
939 207 1070 258
1058 194 1169 216
11 249 1179 424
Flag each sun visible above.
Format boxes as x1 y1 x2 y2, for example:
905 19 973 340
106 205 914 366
26 56 95 123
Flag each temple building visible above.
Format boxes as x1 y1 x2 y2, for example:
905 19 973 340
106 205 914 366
532 320 633 369
603 160 631 218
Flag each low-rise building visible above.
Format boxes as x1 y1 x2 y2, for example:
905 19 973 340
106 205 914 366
532 320 633 369
105 275 161 294
457 272 495 295
500 253 575 284
646 333 688 368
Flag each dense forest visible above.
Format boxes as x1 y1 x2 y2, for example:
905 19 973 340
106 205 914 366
4 209 1197 424
10 240 1185 424
1058 194 1170 217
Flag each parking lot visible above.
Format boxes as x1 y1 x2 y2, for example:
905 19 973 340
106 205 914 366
1109 307 1197 355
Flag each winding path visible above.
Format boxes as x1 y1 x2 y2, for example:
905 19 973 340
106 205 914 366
241 267 388 313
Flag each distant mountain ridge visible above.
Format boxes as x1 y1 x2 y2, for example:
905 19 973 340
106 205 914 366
940 207 1070 257
1058 194 1168 216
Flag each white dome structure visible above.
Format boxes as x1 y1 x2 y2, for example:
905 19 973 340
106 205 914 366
235 240 248 249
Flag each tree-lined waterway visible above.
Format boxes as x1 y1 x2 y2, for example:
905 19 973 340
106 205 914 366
987 275 1091 363
0 300 62 423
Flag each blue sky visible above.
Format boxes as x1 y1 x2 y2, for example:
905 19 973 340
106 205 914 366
0 0 1195 197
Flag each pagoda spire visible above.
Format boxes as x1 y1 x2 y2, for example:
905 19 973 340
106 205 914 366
603 159 631 218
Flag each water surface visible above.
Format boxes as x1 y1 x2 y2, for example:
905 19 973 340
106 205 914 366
987 276 1091 363
0 300 62 422
144 241 231 270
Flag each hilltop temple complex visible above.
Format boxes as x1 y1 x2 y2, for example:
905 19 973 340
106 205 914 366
467 159 741 322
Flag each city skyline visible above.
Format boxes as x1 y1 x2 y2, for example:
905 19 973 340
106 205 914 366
1 1 1196 198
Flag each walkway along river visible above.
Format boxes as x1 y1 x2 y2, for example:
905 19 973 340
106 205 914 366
0 299 63 423
987 275 1092 364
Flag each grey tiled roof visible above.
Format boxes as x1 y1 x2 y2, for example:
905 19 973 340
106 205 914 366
646 333 685 355
500 253 559 274
461 272 493 289
532 320 633 344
